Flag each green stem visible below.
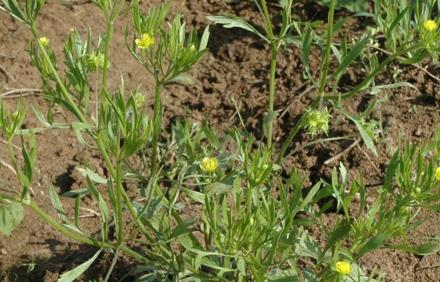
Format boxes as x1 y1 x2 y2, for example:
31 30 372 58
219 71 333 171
115 161 124 245
259 0 274 39
96 138 116 177
151 82 163 175
277 114 307 162
27 201 148 263
32 30 85 123
326 43 421 101
279 42 421 163
95 137 161 246
101 20 114 102
266 45 278 148
318 0 335 103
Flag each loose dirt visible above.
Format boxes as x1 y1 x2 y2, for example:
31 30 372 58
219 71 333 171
1 1 440 281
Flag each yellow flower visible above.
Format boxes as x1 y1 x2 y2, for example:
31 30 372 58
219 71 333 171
435 167 440 181
38 37 49 46
423 20 438 32
135 33 154 49
200 157 218 173
335 261 352 276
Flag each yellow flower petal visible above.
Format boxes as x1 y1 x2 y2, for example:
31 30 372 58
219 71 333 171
135 33 155 49
435 167 440 181
335 261 352 276
38 37 49 46
200 157 218 173
423 20 438 32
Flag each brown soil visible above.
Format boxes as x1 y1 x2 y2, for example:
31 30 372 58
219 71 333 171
1 1 440 281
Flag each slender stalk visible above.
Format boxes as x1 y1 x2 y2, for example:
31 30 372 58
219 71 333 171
277 114 307 162
115 162 124 245
96 136 161 245
27 201 149 263
259 0 279 148
104 248 120 282
101 20 114 102
326 42 421 100
259 0 274 39
266 46 278 148
29 201 111 247
291 136 352 154
96 137 117 177
318 0 335 104
151 82 162 175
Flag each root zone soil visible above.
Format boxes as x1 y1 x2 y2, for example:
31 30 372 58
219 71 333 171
1 1 440 281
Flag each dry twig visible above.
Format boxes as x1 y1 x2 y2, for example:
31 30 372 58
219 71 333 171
0 159 35 196
0 53 15 59
0 64 14 82
1 88 43 99
356 143 382 175
324 139 361 165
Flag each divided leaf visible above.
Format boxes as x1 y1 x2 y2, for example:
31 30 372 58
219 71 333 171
0 201 24 236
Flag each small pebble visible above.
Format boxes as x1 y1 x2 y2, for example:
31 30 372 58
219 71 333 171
414 128 422 137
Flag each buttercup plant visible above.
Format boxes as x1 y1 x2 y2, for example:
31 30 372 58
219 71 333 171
0 0 210 279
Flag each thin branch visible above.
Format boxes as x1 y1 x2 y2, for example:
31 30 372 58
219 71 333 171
0 138 21 151
0 159 35 196
356 143 381 175
79 207 100 217
1 88 43 98
324 139 361 165
0 64 14 82
292 136 353 155
0 53 15 59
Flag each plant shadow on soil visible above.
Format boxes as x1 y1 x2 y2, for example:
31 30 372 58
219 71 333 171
5 241 136 282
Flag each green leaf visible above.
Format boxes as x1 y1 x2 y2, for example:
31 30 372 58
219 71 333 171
324 219 351 252
385 8 408 41
71 122 94 148
208 14 269 43
296 230 321 259
413 242 440 256
200 25 210 50
85 176 109 241
0 201 24 236
1 0 28 26
298 182 321 211
356 234 386 258
170 219 195 238
370 82 417 96
62 188 89 198
166 74 194 85
182 188 205 204
340 110 378 156
332 36 369 80
58 249 102 282
301 26 313 78
76 167 107 184
383 151 399 193
48 186 68 223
